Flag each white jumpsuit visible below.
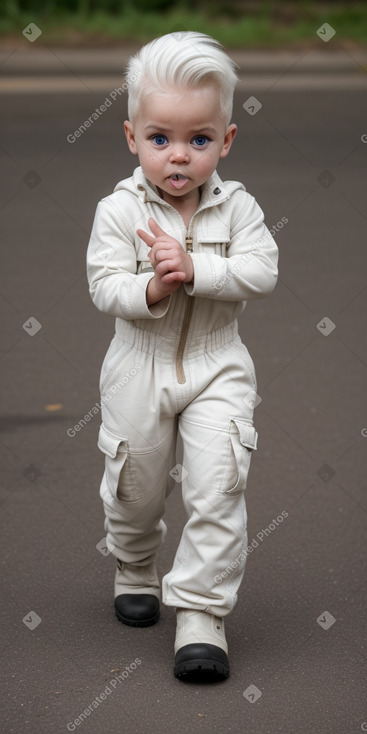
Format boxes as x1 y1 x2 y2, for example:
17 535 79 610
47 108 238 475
86 166 278 617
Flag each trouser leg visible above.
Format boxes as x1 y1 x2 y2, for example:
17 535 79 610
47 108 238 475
162 416 257 616
162 335 258 617
98 420 177 567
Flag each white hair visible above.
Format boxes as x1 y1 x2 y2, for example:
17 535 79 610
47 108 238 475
125 31 239 126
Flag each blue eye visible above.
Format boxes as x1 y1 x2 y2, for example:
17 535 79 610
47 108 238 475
152 134 168 145
192 135 209 146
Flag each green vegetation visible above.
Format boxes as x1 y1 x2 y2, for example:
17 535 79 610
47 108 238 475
1 1 366 47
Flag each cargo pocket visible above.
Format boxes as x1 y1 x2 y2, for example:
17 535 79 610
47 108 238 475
98 423 138 502
226 418 258 495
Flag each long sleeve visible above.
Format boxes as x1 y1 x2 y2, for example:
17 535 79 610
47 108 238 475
86 200 170 319
184 194 279 301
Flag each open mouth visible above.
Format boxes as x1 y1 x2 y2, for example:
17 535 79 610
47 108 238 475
169 173 189 189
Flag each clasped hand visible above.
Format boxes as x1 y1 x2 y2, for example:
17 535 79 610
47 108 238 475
137 218 194 287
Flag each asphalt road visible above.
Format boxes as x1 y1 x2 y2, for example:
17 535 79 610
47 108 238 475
1 45 367 734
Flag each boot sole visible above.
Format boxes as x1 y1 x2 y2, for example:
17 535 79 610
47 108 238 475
174 658 229 681
174 643 230 681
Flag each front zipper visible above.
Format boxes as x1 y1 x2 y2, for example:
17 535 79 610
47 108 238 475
175 232 195 384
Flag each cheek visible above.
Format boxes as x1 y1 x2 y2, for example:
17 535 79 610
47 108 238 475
198 150 217 171
143 149 161 165
146 158 162 174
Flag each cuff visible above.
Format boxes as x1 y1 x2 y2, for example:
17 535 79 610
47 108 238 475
183 254 215 297
139 273 171 318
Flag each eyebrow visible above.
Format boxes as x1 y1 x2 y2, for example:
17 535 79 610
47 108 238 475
144 124 217 133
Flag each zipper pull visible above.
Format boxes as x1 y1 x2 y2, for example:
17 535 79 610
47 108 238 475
185 236 193 253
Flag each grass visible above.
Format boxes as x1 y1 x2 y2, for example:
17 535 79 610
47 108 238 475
0 3 367 47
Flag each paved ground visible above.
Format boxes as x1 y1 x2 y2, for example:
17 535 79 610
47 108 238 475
1 39 367 734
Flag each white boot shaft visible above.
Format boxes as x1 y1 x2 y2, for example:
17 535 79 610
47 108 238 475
114 560 160 599
175 609 228 654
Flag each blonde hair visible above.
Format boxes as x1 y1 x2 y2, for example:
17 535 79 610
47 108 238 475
125 31 239 126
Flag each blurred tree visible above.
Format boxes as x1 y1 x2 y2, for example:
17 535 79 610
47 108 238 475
0 0 364 23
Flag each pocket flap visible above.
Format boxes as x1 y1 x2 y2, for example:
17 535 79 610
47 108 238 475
196 224 230 243
98 423 128 458
231 419 258 451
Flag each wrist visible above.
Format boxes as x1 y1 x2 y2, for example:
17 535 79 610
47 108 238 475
146 275 171 306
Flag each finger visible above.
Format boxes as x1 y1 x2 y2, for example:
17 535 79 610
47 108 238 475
155 259 181 276
147 217 169 238
161 271 186 284
136 228 155 248
152 247 173 264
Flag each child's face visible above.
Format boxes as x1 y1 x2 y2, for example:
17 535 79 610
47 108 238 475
124 84 237 210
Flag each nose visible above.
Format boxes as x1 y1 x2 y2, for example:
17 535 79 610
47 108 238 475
169 145 190 164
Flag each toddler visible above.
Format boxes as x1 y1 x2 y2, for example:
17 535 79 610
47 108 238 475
86 31 278 681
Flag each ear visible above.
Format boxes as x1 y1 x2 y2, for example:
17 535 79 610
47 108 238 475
219 123 237 159
124 120 138 155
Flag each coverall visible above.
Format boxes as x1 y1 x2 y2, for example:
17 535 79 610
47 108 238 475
86 165 278 617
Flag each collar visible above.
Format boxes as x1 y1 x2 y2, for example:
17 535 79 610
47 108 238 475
132 166 230 212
